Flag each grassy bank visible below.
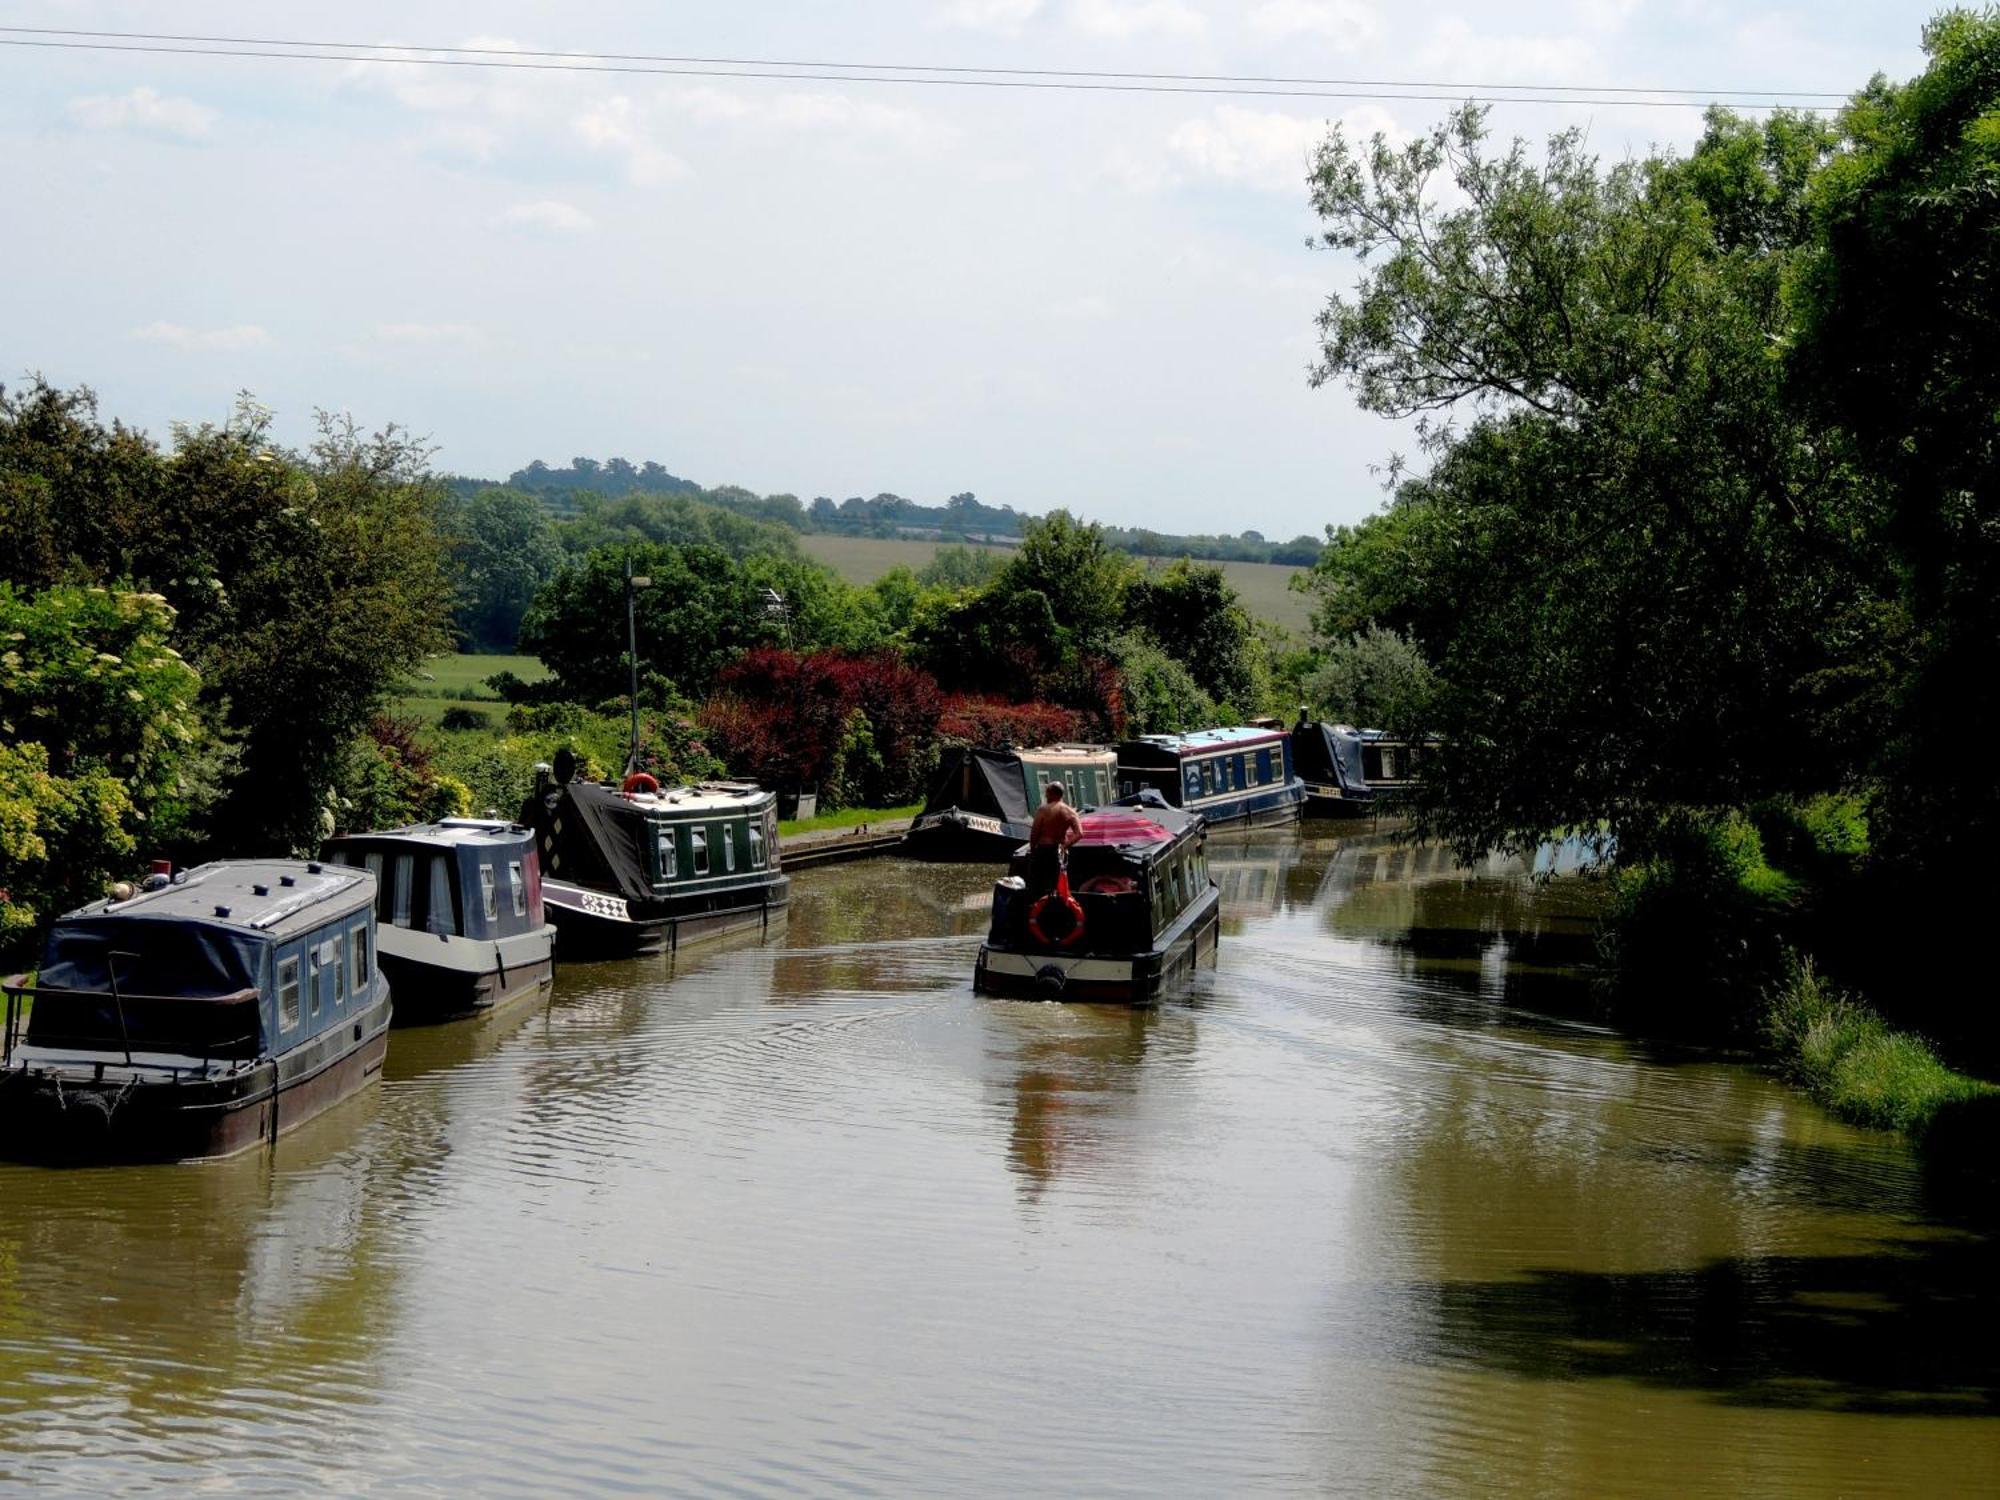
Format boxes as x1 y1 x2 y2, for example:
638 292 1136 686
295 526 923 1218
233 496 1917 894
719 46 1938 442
1766 961 1997 1138
778 804 917 839
391 653 549 725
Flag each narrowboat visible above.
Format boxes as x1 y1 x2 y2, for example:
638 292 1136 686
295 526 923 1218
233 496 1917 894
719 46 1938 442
905 744 1119 861
323 819 557 1024
0 860 393 1162
1114 726 1306 828
974 796 1220 1005
1291 720 1377 817
518 765 789 959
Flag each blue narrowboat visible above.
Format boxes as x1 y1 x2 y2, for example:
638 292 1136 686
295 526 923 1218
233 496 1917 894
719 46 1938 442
1291 721 1431 815
1115 726 1306 828
323 819 557 1024
0 860 393 1162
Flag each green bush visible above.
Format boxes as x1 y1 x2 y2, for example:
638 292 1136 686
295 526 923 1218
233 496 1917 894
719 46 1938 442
1766 958 1996 1136
1749 792 1870 876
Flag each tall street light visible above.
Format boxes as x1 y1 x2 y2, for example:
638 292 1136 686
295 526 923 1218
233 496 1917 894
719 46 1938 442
625 556 652 775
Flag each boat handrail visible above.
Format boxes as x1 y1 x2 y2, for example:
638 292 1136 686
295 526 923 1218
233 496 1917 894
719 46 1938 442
3 975 264 1072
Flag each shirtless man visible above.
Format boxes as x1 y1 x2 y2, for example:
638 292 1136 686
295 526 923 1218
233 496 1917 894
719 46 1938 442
1028 781 1084 893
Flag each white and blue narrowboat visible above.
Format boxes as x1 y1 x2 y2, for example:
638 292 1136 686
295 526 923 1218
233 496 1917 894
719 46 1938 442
974 798 1220 1005
905 744 1119 862
323 820 557 1024
1 861 393 1162
519 767 789 959
1114 726 1306 828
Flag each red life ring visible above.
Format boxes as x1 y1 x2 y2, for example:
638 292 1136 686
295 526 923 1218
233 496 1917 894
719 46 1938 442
1027 891 1087 949
621 772 660 796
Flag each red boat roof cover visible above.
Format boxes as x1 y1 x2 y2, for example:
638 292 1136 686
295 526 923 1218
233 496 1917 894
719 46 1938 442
1075 810 1174 845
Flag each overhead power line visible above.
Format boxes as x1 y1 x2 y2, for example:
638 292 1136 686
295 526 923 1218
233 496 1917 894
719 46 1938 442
0 25 1845 110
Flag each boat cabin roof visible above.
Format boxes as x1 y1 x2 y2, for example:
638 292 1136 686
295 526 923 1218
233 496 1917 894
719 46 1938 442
60 860 373 942
617 780 773 816
1017 744 1117 765
328 818 534 852
1121 725 1288 757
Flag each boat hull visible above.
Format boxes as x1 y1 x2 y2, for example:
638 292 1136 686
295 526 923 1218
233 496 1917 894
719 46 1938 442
975 887 1220 1006
902 809 1029 862
0 990 393 1164
378 925 556 1026
1302 784 1379 819
542 876 790 960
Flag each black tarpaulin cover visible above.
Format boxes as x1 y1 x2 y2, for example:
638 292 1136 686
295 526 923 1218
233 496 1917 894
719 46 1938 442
522 782 656 902
917 748 1034 824
39 915 266 997
1293 722 1372 797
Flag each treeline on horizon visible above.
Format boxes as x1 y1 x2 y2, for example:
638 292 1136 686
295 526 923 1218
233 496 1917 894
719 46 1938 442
447 460 1327 567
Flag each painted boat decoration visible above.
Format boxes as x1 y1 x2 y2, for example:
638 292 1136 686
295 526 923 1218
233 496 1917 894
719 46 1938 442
323 819 557 1024
1114 726 1306 828
518 768 789 959
974 796 1220 1005
0 860 392 1162
905 744 1119 861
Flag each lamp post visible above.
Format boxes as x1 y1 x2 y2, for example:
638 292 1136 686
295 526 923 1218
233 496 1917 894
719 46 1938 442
624 556 652 775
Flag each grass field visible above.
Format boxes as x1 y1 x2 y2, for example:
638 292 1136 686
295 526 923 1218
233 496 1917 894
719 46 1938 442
391 653 548 725
799 533 1314 633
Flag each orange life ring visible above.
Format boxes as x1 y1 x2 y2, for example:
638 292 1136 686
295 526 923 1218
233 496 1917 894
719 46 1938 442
621 771 660 796
1027 891 1087 949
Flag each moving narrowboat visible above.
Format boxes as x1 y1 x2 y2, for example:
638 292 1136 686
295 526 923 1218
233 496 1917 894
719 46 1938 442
0 860 393 1162
518 765 789 959
905 744 1119 861
323 819 557 1024
1115 726 1306 828
974 797 1220 1005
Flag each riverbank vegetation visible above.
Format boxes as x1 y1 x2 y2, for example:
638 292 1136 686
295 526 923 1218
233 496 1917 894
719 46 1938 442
1301 11 2000 1135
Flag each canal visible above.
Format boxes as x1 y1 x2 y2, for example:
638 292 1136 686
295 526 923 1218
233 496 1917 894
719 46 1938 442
0 826 1993 1495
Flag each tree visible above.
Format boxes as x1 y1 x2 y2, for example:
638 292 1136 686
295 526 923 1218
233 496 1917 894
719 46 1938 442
448 487 564 651
1791 10 2000 896
1123 558 1264 710
998 510 1135 657
0 383 457 854
1303 625 1433 730
1304 105 1889 856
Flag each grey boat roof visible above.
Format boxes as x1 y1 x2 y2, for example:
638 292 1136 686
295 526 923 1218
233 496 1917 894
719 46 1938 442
327 818 535 850
60 860 375 941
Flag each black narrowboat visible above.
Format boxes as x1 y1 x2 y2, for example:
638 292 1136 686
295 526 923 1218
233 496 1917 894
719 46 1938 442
1291 722 1431 815
323 819 557 1024
0 861 393 1162
519 766 789 959
974 797 1220 1005
905 744 1119 861
1115 726 1306 828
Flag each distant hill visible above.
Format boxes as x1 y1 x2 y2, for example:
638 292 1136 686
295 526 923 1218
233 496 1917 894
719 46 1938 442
444 457 1325 568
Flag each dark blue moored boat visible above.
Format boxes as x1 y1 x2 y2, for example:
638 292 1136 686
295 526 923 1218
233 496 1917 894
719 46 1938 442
323 819 557 1024
1114 726 1306 828
1291 722 1431 816
975 800 1219 1005
0 861 392 1162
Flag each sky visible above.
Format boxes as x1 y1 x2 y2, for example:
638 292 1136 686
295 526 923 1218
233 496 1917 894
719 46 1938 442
0 2 1934 539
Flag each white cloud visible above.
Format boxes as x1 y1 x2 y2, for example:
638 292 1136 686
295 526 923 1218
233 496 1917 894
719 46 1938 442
1248 0 1379 47
1167 107 1328 193
574 97 691 186
68 87 217 141
375 323 480 344
132 321 270 351
1420 18 1598 83
1069 0 1207 41
938 0 1046 33
497 200 597 234
1051 294 1115 320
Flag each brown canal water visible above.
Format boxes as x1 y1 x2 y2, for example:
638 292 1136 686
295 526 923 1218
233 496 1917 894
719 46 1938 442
0 826 1994 1496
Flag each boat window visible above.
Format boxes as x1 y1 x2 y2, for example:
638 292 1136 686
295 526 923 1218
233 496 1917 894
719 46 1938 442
1183 765 1202 801
1256 748 1272 784
1199 760 1216 798
351 926 371 994
392 854 414 928
509 861 527 915
278 955 301 1032
478 864 498 922
331 939 344 1010
430 857 459 935
748 824 765 867
657 828 676 882
723 825 738 872
310 940 331 1019
691 827 709 875
361 851 385 916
